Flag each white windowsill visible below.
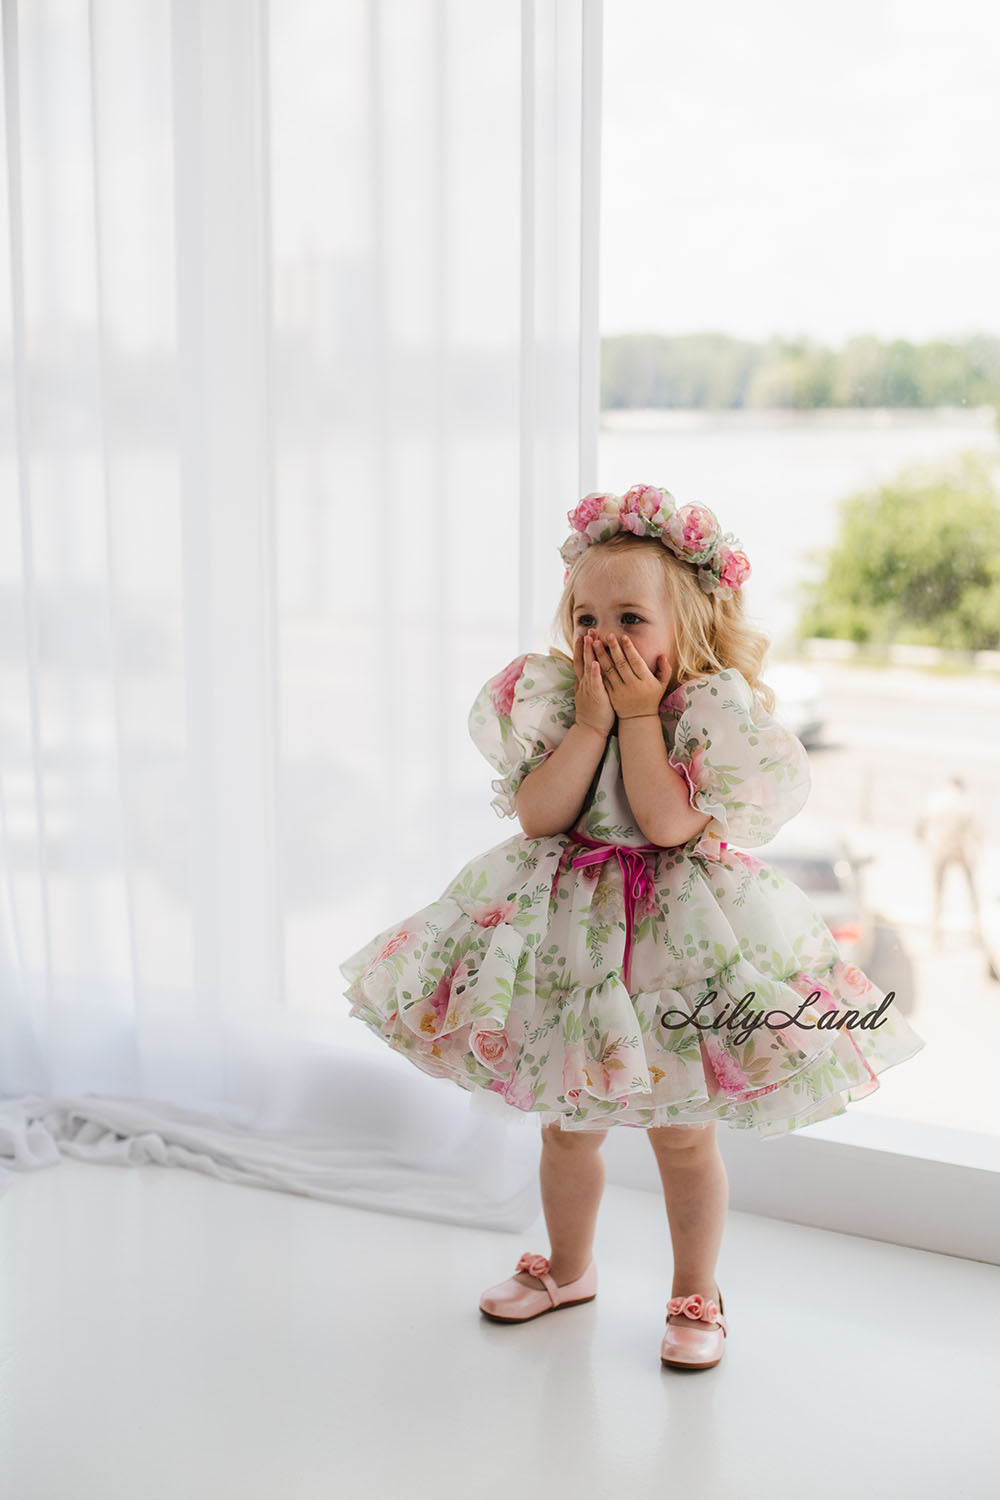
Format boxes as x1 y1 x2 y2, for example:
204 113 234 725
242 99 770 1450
799 1110 1000 1172
604 1108 1000 1264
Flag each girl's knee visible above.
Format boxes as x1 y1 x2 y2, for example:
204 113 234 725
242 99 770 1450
542 1119 607 1148
647 1122 716 1152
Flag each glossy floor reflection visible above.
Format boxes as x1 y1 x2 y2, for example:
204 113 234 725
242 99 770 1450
0 1158 995 1500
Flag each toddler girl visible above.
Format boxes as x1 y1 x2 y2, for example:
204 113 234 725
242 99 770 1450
340 483 926 1370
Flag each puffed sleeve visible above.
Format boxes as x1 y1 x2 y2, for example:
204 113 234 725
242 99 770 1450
468 649 577 819
662 668 811 859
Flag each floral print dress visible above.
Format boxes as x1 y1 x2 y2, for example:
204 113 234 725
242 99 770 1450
338 649 926 1138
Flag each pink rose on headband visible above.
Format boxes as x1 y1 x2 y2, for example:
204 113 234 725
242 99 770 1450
566 491 625 544
622 483 661 516
718 546 752 591
490 654 528 717
665 503 721 565
568 491 615 532
558 485 750 598
559 531 590 576
621 483 675 534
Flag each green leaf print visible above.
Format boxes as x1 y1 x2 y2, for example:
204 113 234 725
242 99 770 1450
562 1010 584 1045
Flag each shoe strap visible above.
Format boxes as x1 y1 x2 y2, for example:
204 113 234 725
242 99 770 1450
540 1272 559 1305
665 1311 728 1340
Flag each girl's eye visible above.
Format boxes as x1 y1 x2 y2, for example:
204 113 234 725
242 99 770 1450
576 614 643 627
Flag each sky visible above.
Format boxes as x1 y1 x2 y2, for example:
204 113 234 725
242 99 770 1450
14 4 998 356
599 0 1000 346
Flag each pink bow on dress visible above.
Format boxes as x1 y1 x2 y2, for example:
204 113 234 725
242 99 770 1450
551 828 729 992
566 830 662 991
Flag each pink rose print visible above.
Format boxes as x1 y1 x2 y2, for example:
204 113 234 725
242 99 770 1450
734 851 766 874
665 503 721 565
685 745 706 793
701 1034 751 1095
591 1063 626 1097
374 928 415 963
574 1040 630 1099
472 1028 513 1070
834 961 876 999
418 978 451 1035
563 1052 586 1102
787 971 838 1013
672 745 714 806
470 900 518 927
660 683 688 718
490 655 528 717
501 1073 536 1110
420 959 471 1035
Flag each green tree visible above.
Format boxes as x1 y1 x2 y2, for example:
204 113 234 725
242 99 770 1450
795 453 1000 650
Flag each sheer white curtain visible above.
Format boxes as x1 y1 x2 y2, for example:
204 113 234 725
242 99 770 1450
0 0 602 1227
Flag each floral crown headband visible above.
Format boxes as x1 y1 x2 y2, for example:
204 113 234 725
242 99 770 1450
559 483 751 601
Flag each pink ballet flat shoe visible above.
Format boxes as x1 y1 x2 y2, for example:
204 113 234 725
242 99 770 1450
479 1251 598 1323
660 1286 727 1370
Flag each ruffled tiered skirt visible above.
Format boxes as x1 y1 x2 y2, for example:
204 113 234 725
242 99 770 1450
338 832 926 1139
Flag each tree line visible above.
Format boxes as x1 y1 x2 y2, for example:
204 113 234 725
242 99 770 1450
601 332 1000 412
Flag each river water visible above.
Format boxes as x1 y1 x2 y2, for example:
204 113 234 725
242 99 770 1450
596 406 1000 653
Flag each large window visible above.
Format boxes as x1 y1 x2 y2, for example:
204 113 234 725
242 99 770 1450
598 1 1000 1143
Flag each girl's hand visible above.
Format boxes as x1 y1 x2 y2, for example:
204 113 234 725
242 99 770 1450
573 630 615 739
593 633 672 720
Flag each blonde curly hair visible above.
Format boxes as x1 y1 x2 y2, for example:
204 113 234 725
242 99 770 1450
547 530 776 716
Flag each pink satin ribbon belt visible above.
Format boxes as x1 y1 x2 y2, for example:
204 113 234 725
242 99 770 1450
556 830 662 992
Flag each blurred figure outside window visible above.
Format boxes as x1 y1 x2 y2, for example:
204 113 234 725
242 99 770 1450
914 774 983 949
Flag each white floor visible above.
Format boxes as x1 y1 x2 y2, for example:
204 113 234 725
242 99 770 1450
1 1159 997 1500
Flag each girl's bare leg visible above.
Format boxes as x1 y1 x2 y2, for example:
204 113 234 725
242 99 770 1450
513 1120 608 1289
647 1122 728 1326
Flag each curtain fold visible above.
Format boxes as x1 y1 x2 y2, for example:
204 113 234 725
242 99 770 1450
0 0 602 1225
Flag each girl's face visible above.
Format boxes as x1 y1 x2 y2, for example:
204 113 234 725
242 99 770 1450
571 555 677 680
